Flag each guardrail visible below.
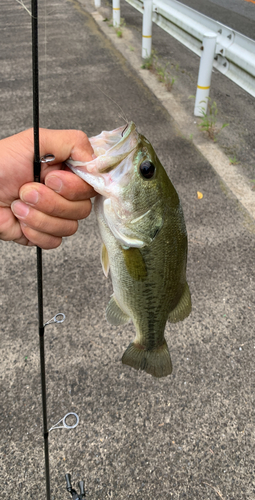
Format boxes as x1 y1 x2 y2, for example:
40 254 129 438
124 0 255 100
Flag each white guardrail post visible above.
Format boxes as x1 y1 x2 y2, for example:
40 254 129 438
113 0 121 27
142 0 153 59
194 32 217 117
94 0 101 8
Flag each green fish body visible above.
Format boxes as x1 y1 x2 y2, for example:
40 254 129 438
66 122 191 377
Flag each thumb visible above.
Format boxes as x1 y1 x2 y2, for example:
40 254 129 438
39 128 94 165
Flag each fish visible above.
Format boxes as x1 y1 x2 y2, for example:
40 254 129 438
66 122 191 377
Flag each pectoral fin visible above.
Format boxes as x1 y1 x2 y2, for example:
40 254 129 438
168 282 192 323
100 243 110 277
106 296 130 326
121 247 147 281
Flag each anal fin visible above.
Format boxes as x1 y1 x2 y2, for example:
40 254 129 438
168 282 192 323
106 296 130 326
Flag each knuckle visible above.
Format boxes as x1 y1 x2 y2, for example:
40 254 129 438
73 129 90 146
71 130 93 161
46 199 59 217
35 216 48 232
24 224 62 249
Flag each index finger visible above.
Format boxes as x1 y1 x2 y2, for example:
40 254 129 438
45 169 96 201
39 129 94 179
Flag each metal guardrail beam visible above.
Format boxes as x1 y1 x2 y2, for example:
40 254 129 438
125 0 255 97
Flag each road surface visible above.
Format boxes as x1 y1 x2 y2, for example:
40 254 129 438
178 0 255 39
0 1 254 499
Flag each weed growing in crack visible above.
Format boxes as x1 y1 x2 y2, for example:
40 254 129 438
108 17 126 37
142 50 176 92
228 154 240 165
198 98 229 141
141 52 154 70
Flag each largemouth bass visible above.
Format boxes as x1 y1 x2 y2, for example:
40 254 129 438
66 122 191 377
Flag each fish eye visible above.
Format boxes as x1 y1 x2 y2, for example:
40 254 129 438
139 160 155 179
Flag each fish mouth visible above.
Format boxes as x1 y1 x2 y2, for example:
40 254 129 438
90 122 138 174
65 122 139 196
90 122 136 153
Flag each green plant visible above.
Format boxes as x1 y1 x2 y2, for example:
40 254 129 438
141 49 156 70
109 17 126 37
142 51 176 92
229 154 240 165
156 66 165 82
198 98 228 141
141 58 152 70
165 76 175 91
115 17 125 37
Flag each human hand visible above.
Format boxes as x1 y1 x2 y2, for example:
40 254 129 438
0 128 96 249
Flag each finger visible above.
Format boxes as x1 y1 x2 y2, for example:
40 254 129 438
20 223 62 250
44 170 96 201
39 129 94 180
11 201 79 237
13 233 31 246
0 207 24 242
19 183 92 220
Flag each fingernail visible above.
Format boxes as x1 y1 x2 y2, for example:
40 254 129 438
20 189 39 205
45 175 63 192
11 201 30 218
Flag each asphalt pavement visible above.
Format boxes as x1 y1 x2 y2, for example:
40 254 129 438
0 1 255 499
177 0 255 39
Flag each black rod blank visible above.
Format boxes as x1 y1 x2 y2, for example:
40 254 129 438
31 1 51 498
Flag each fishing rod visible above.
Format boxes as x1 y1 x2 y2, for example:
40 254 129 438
30 1 85 498
31 0 51 497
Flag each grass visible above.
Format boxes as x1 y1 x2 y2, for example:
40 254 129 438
229 154 240 165
197 97 229 141
108 17 126 37
141 50 176 92
141 52 154 70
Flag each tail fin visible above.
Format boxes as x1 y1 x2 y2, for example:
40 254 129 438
122 339 172 378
